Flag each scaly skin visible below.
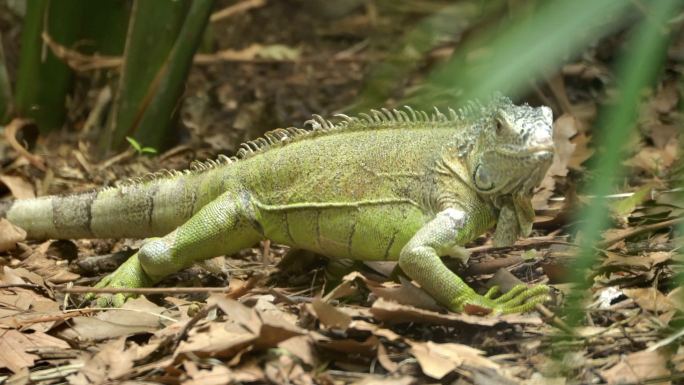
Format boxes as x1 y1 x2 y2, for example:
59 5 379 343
2 96 554 313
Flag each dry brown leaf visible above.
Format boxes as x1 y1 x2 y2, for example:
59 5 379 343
61 297 171 340
68 338 138 385
0 218 26 252
314 334 379 356
0 289 61 332
311 297 352 329
176 320 257 357
600 349 671 385
1 266 46 286
0 175 35 199
278 336 317 367
568 131 593 170
254 312 305 349
369 276 441 311
182 361 233 385
208 295 261 334
549 114 578 177
534 114 584 209
409 340 499 380
626 138 678 174
370 298 542 327
647 124 678 149
0 268 60 333
225 358 265 383
376 343 399 373
622 288 676 313
348 320 402 342
19 241 80 283
650 79 679 114
353 376 415 385
264 355 314 385
523 374 567 385
0 329 70 373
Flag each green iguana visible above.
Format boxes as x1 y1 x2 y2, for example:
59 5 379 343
1 96 554 314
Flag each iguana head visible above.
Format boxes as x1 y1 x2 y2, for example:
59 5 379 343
459 97 554 244
466 97 554 198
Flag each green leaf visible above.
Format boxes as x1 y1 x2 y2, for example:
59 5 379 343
125 136 143 152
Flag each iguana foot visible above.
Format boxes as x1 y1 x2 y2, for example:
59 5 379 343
84 253 154 307
450 284 549 315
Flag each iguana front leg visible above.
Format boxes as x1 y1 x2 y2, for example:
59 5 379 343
89 189 263 307
398 208 548 314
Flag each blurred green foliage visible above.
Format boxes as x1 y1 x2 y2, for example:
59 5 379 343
7 0 213 154
14 0 83 132
106 0 215 152
563 0 680 325
0 31 10 123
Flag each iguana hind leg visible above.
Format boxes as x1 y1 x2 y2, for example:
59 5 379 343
90 189 263 307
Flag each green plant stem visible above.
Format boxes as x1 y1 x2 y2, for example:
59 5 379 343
14 0 84 132
409 0 634 108
563 0 681 327
132 0 216 150
0 31 12 123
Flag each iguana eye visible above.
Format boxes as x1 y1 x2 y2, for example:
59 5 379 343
495 119 503 133
473 163 494 191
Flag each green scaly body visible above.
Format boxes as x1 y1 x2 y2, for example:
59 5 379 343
2 96 554 313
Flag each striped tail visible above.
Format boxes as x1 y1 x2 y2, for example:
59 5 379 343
3 171 224 240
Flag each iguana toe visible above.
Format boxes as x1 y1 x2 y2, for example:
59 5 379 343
450 284 550 315
84 253 153 307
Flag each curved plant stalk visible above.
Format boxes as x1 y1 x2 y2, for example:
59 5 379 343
14 0 83 132
562 0 682 326
408 0 635 108
0 31 12 124
105 0 215 153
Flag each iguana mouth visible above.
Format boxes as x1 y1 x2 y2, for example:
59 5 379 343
496 145 554 158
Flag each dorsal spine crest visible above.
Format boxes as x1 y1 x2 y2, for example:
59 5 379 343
115 98 509 188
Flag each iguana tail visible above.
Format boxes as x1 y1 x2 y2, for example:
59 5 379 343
2 169 227 240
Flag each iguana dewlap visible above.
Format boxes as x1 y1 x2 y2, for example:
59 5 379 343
2 96 554 313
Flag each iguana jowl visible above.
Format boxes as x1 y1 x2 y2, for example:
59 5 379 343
2 96 554 313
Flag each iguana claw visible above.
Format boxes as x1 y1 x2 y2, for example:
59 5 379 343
450 284 550 315
83 253 153 308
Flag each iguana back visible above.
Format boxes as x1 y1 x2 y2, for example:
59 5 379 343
4 111 465 241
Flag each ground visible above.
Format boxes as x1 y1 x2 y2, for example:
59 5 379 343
0 1 683 384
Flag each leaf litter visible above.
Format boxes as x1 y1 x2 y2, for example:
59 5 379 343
0 2 683 384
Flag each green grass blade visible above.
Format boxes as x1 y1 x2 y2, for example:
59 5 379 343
132 0 216 150
408 0 635 108
349 1 504 112
0 31 12 124
78 0 131 56
104 0 192 152
14 0 83 132
105 0 215 153
563 0 682 326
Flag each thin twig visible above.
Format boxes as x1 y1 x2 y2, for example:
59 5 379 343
209 0 266 22
467 237 574 256
58 286 232 295
3 118 47 171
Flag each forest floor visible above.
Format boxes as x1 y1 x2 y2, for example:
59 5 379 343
0 1 683 384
